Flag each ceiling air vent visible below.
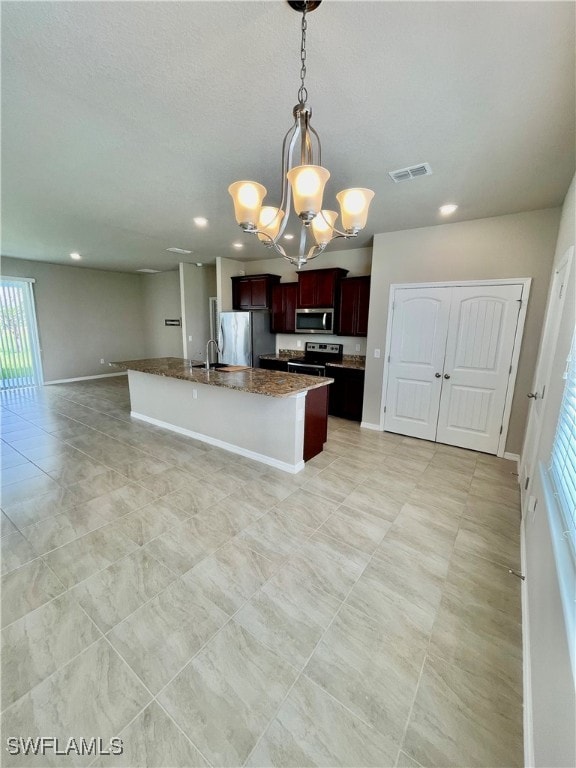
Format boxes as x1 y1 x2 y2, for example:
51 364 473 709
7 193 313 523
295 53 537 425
166 247 192 254
136 269 161 273
388 163 433 183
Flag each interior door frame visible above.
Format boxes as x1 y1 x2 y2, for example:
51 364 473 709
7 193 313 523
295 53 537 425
380 277 532 457
520 246 573 497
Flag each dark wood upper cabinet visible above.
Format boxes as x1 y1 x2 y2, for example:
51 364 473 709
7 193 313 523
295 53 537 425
297 268 348 308
338 276 371 336
231 274 281 310
271 283 298 333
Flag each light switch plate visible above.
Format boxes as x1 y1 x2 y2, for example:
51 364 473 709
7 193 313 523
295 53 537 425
374 349 381 358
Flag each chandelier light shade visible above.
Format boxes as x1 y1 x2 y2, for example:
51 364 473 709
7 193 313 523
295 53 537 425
336 188 376 232
311 210 338 245
286 165 330 220
257 206 285 242
228 0 374 268
228 181 267 230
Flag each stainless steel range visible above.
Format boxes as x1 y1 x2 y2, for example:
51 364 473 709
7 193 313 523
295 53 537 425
287 342 343 376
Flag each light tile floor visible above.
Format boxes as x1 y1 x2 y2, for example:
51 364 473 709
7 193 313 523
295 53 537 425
0 377 523 767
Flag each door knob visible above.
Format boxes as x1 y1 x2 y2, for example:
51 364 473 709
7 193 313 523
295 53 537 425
435 372 441 378
527 392 539 399
444 373 451 379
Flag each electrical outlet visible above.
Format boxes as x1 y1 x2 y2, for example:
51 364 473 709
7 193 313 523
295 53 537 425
100 358 105 364
374 349 381 358
355 344 361 352
188 336 193 342
296 340 302 347
192 389 198 400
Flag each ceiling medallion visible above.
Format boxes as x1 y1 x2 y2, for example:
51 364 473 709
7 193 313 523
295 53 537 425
228 0 374 268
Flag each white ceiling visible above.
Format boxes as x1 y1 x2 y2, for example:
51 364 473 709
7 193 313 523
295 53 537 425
2 1 574 273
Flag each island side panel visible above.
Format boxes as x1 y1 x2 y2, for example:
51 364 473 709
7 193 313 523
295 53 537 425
127 370 306 472
303 385 329 461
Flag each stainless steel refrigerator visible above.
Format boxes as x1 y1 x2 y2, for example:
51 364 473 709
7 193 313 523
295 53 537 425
218 311 276 367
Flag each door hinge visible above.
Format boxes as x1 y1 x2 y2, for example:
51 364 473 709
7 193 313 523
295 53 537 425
499 425 503 435
524 476 530 490
509 364 512 374
508 568 525 581
387 355 390 363
559 283 564 299
383 406 387 413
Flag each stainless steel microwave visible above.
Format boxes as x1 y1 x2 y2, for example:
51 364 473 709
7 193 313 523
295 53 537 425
295 308 335 334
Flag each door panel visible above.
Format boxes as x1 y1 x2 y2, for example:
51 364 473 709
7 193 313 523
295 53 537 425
436 284 523 452
384 288 451 440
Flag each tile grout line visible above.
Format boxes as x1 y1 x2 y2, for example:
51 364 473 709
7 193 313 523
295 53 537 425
99 633 217 768
241 509 411 767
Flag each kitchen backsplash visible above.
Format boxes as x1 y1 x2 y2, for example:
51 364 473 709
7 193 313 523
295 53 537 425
275 334 367 356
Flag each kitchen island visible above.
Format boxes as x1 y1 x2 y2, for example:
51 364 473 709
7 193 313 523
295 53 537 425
113 357 333 473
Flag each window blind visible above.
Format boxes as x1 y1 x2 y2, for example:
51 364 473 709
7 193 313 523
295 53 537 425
550 330 576 557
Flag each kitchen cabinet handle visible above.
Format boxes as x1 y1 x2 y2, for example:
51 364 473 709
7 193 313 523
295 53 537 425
435 372 441 378
322 313 327 330
527 392 539 399
444 373 451 379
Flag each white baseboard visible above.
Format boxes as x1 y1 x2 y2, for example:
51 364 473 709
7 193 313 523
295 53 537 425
361 421 382 431
131 411 306 475
44 372 127 385
520 519 535 767
504 451 520 467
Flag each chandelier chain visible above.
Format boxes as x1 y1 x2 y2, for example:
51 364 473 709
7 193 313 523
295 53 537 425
298 7 308 105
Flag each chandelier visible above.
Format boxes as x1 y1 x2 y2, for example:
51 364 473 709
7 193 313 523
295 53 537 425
228 0 374 269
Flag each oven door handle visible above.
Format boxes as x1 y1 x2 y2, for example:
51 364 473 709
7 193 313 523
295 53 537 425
288 362 325 375
322 313 327 330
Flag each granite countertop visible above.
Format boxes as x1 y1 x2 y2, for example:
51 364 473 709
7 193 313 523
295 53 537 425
260 350 366 371
326 359 366 371
112 357 333 399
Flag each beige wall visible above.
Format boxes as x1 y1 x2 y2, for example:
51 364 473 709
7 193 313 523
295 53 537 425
180 263 217 361
244 246 372 281
522 175 575 767
364 208 561 453
142 270 182 358
241 246 373 354
0 257 147 381
216 257 244 312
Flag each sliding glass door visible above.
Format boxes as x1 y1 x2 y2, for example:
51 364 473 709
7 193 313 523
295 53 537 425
0 277 43 389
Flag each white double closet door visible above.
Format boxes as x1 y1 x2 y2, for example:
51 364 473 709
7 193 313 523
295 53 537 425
384 282 526 454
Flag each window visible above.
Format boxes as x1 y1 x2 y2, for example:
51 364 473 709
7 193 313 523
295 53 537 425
550 329 576 558
0 277 43 389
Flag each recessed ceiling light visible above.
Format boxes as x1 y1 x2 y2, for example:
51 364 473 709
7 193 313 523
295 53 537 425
439 204 458 216
166 247 192 254
232 242 244 249
69 252 81 260
284 234 294 240
196 262 203 267
136 268 161 273
193 217 208 227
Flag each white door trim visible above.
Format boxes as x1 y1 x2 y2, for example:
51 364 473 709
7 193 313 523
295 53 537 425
520 246 573 494
380 277 532 456
496 279 531 456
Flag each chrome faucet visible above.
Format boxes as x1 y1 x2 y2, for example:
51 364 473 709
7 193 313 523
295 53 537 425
205 338 221 371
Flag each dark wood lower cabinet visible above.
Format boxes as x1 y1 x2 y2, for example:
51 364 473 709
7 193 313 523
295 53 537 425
303 385 329 461
327 365 365 421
